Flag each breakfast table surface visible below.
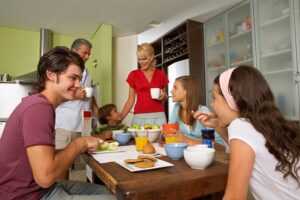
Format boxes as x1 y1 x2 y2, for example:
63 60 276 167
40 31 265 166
85 144 229 200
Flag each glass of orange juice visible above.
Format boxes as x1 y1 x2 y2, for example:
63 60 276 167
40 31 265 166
165 132 180 144
135 130 148 151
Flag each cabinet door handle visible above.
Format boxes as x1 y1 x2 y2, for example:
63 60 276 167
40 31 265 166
295 72 300 84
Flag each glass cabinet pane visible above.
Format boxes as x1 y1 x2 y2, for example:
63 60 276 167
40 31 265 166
257 0 292 73
227 2 254 67
205 16 227 105
256 0 297 119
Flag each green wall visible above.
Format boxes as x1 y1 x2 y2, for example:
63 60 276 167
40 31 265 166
90 24 112 105
0 26 40 76
0 25 112 105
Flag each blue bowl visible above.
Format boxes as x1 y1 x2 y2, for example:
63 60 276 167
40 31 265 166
164 143 188 160
115 133 131 145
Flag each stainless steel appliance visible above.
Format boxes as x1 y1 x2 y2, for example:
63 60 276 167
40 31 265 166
167 59 190 121
0 82 33 138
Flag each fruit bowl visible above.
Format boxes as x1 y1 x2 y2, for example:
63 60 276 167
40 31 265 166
147 129 162 142
127 128 162 143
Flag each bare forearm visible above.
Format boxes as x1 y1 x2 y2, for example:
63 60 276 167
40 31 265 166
54 139 86 174
121 100 134 119
28 139 87 187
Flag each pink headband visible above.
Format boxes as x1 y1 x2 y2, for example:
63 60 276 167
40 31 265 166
219 68 239 111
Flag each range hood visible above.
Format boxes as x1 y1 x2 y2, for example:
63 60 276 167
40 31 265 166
14 28 52 84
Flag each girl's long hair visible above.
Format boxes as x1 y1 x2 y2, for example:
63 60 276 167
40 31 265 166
176 76 200 127
215 65 300 184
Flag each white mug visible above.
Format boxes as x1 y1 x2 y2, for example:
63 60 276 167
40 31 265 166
85 87 93 98
150 88 161 99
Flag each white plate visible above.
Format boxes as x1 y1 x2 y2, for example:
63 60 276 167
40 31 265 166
139 153 162 157
91 149 125 154
115 158 174 172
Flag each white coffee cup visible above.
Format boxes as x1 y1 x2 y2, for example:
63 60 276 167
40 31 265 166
85 87 93 98
150 88 161 99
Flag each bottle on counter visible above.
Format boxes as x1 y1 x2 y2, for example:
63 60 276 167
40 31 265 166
201 129 215 148
82 110 92 136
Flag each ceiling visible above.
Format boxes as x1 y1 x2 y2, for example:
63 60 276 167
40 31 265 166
0 0 241 38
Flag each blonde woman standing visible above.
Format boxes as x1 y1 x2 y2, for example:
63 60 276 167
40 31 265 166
121 43 169 126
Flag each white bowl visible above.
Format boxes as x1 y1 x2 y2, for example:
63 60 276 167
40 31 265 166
111 130 125 139
183 148 215 169
187 144 208 151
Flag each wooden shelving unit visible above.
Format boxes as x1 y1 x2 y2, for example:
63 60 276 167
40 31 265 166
151 20 205 117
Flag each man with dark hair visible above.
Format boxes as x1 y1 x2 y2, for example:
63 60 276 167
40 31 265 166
55 38 93 179
0 46 116 200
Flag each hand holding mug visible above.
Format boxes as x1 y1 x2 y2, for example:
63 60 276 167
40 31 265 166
158 90 167 101
85 87 93 98
150 88 161 99
75 87 86 100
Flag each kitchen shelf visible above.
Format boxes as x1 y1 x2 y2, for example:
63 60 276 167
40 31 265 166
154 63 163 68
261 48 292 59
231 58 253 67
259 14 290 28
262 68 293 76
154 53 162 58
164 51 188 63
164 42 187 54
151 19 205 117
164 32 187 46
207 65 227 72
208 40 225 48
229 29 252 40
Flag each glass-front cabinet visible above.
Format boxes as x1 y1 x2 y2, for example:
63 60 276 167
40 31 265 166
204 0 300 121
228 2 254 68
205 15 226 104
254 0 299 120
204 0 254 106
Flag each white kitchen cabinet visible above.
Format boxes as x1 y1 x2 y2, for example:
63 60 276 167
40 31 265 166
254 0 299 120
204 0 300 121
228 1 255 68
204 15 226 105
204 0 255 106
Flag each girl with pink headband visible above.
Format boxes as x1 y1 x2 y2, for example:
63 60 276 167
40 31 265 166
193 65 300 199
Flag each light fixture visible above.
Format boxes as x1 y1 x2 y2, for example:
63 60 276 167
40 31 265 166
148 20 163 28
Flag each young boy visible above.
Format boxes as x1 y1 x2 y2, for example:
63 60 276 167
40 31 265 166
92 104 127 138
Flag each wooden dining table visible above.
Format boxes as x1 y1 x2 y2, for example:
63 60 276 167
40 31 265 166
85 148 229 200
